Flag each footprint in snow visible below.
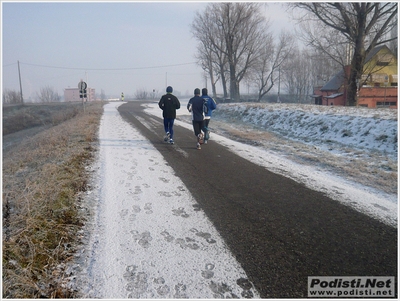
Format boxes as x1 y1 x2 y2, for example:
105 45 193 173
192 204 201 211
174 283 188 298
172 207 189 218
132 205 141 213
209 281 234 298
158 191 172 197
201 263 215 279
126 271 148 297
131 230 152 248
161 230 175 242
159 177 170 183
191 228 216 244
119 209 128 219
154 277 170 296
237 278 255 298
144 203 153 214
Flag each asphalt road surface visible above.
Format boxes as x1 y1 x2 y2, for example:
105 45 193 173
118 101 397 298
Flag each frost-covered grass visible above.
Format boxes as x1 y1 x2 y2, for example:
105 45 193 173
215 103 397 156
2 102 103 298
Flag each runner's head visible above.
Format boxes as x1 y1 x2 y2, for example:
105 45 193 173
166 86 173 93
194 88 200 95
202 88 208 96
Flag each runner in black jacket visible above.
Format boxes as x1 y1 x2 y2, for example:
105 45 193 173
158 86 180 144
187 88 205 149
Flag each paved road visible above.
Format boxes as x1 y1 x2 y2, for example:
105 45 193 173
118 101 397 298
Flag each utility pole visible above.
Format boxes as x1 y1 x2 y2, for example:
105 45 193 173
18 60 24 103
86 71 89 102
384 75 388 105
277 66 281 103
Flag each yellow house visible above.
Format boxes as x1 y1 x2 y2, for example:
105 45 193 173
313 45 397 108
358 45 397 108
361 45 398 87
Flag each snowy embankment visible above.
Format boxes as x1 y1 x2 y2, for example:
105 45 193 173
216 103 397 157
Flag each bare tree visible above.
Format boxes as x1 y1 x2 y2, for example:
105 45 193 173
2 89 22 104
135 88 148 100
388 19 398 54
36 86 60 103
295 21 352 67
282 48 311 102
288 2 398 106
307 47 343 88
192 3 269 101
192 5 229 99
100 89 106 101
283 47 314 103
282 46 342 103
194 39 222 99
251 31 294 102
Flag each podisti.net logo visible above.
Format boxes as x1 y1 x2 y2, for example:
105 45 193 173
308 276 395 298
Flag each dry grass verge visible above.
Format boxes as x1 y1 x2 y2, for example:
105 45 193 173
3 102 104 298
3 102 83 136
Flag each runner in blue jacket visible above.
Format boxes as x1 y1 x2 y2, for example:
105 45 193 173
201 88 217 144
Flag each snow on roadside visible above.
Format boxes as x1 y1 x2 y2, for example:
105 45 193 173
216 103 397 157
144 102 397 228
73 102 260 298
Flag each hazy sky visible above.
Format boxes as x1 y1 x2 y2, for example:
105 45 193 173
2 1 294 99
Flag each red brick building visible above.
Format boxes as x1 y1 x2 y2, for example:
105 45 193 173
312 45 397 109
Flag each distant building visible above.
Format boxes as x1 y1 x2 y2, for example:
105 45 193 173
64 87 96 102
311 45 397 108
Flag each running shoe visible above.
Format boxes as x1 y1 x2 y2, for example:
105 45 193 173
164 132 170 142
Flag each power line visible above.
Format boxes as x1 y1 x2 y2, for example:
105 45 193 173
2 62 17 67
18 61 197 71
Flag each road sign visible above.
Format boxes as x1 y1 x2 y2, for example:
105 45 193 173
78 81 87 90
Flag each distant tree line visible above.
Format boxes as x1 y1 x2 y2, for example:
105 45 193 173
36 86 61 102
3 86 61 104
134 88 159 100
2 89 22 104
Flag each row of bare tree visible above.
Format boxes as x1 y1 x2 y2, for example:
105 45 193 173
191 2 397 105
2 89 22 104
3 87 161 104
2 86 61 104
